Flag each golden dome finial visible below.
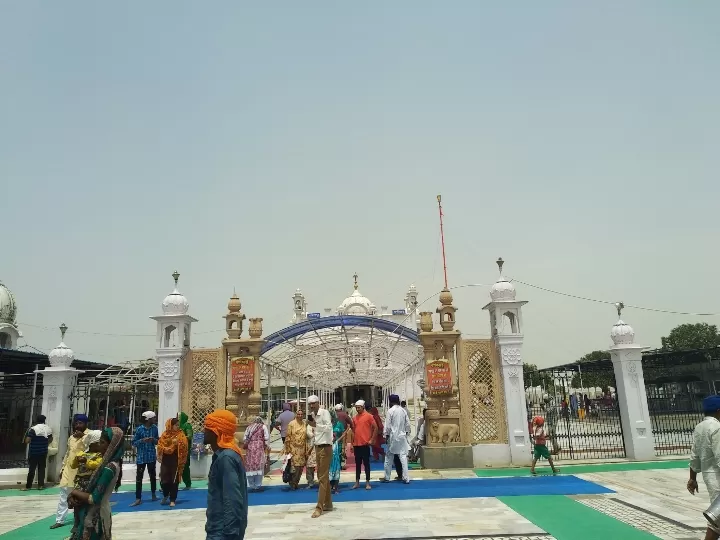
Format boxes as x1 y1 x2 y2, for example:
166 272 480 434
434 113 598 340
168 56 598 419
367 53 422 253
353 272 359 291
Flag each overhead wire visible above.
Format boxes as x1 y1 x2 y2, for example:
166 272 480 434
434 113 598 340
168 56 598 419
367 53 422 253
511 278 719 317
12 276 718 368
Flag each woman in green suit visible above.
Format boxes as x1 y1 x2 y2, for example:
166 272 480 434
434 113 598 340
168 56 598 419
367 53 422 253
179 412 193 489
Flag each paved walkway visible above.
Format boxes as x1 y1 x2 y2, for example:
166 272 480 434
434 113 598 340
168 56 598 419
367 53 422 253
0 459 709 540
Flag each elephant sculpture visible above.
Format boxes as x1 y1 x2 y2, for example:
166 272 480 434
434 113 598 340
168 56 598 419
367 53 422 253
428 421 460 444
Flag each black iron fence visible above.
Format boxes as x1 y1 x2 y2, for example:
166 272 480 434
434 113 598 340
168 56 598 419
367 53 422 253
0 381 43 469
643 347 720 457
529 365 625 461
531 346 720 459
70 380 158 463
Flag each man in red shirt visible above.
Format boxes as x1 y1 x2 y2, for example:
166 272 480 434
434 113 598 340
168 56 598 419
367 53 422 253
351 400 377 491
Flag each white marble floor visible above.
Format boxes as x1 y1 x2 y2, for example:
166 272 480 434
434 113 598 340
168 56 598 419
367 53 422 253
109 498 546 540
0 466 714 540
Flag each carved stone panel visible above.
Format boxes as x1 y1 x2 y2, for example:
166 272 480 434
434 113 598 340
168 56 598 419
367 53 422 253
458 339 508 444
181 348 226 432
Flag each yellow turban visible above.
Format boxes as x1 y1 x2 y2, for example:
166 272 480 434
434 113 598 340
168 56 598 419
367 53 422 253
204 409 242 457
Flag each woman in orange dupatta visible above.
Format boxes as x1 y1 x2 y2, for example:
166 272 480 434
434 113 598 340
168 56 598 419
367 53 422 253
156 418 188 507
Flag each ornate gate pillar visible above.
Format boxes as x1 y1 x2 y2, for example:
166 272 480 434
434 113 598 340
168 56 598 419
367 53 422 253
483 259 532 466
38 324 82 482
417 288 473 469
608 305 655 461
221 292 266 442
151 272 197 434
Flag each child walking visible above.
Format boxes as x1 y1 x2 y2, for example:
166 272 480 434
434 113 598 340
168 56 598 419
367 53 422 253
530 416 558 476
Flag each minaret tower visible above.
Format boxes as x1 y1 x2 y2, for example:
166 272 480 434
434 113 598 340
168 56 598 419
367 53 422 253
291 289 307 323
151 271 197 433
483 258 531 466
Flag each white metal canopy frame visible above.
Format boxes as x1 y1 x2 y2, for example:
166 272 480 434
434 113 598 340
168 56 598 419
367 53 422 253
259 315 422 390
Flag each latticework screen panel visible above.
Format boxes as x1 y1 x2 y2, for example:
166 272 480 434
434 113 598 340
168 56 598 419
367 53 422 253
191 360 217 432
183 349 225 433
459 340 507 444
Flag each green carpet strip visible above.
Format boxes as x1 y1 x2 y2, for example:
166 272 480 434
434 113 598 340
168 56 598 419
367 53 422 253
500 495 659 540
475 459 687 477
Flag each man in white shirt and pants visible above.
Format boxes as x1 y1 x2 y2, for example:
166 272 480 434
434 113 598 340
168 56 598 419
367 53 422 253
380 394 411 484
688 395 720 540
308 395 333 518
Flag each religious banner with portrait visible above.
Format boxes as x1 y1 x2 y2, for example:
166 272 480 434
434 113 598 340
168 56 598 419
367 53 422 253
231 357 255 393
426 358 452 396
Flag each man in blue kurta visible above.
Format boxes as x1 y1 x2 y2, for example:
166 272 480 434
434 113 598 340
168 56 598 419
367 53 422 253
130 411 159 506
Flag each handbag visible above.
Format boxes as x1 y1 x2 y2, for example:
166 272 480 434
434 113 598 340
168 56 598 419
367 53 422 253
282 460 292 483
264 447 271 476
281 453 292 483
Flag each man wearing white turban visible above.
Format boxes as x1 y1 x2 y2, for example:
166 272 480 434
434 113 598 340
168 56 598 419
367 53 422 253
307 395 333 519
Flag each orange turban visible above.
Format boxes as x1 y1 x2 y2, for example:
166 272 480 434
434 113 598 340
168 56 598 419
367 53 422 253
533 416 545 426
204 409 242 456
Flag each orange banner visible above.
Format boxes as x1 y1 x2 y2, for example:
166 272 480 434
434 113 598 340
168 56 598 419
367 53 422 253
231 357 255 393
426 359 452 396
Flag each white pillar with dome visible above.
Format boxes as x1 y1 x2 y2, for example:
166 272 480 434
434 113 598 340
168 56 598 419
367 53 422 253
151 272 197 434
37 324 83 482
483 258 532 466
0 281 21 349
608 303 655 461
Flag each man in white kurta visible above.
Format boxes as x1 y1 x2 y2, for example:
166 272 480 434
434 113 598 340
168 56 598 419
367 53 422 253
688 395 720 540
381 394 411 484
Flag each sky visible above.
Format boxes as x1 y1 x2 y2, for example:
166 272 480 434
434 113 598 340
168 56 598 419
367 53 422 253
2 2 719 370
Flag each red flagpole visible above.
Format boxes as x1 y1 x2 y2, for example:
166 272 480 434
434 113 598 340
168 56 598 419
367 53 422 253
437 195 448 289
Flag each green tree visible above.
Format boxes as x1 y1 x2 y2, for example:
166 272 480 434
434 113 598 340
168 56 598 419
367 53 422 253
571 350 613 390
523 363 554 390
661 323 720 351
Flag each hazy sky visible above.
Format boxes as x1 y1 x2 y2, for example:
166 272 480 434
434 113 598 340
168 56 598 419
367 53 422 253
2 2 719 370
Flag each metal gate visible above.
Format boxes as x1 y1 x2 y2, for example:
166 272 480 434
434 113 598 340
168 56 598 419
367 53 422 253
0 373 42 469
536 363 626 461
646 382 705 456
69 360 158 462
642 347 718 456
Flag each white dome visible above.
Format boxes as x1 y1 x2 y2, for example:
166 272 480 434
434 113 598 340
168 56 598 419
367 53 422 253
49 341 74 368
162 271 189 316
49 324 74 368
0 281 17 324
163 289 189 315
339 290 375 316
611 319 635 345
490 277 516 302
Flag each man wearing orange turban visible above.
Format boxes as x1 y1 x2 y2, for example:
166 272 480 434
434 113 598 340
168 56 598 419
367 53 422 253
204 410 248 540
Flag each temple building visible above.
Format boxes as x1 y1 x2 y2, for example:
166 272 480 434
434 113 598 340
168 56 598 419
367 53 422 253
261 276 421 410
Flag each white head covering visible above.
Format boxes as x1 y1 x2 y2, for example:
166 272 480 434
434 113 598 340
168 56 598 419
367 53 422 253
141 411 156 420
307 395 320 404
355 399 365 407
84 430 102 451
334 404 344 411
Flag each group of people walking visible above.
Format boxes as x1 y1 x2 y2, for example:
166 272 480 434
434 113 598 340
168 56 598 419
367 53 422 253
35 408 250 540
43 409 195 538
23 395 422 538
274 393 414 519
129 410 193 507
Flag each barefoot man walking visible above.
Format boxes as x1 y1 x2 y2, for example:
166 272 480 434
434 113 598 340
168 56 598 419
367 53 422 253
307 395 333 518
